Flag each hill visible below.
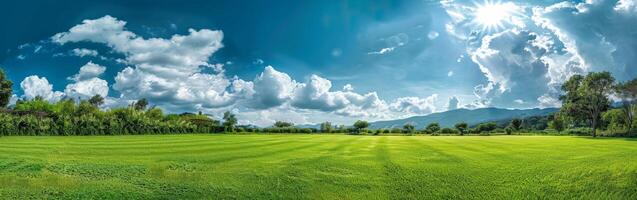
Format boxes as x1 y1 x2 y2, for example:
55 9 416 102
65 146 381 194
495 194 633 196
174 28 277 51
369 107 558 129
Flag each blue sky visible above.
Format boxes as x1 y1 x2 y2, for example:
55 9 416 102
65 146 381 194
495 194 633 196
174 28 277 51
1 0 636 126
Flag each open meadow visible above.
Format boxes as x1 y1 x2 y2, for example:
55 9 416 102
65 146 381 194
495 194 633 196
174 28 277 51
0 134 636 199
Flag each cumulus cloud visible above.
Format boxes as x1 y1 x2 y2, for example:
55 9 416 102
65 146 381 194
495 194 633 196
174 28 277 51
65 62 109 99
291 74 385 113
52 15 245 111
470 29 551 99
71 48 98 57
248 66 296 109
68 61 106 81
447 96 459 110
343 84 354 91
532 0 637 81
389 95 438 115
20 76 64 102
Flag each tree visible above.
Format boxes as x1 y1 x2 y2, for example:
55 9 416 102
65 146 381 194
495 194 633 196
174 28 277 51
455 122 468 135
320 122 332 133
602 109 626 134
615 78 637 135
474 122 497 133
274 121 294 128
222 111 237 132
353 120 369 133
425 123 441 134
134 98 149 111
88 94 105 107
403 123 415 134
560 72 615 137
548 114 565 133
0 68 12 108
509 118 523 132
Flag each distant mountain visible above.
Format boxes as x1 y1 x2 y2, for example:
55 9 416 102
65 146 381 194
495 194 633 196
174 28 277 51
369 107 559 129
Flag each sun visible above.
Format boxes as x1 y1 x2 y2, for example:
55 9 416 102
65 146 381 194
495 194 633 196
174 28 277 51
473 1 518 31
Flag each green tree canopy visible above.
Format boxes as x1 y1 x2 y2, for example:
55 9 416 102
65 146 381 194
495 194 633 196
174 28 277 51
274 121 294 128
425 123 440 134
222 111 238 132
134 98 149 111
454 122 468 135
560 72 615 137
0 68 13 108
615 78 637 134
353 120 369 133
88 94 105 107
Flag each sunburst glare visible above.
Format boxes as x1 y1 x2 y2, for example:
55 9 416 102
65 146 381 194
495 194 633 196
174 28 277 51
472 1 521 31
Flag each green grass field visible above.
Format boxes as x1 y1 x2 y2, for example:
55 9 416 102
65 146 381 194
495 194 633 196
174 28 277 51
0 135 636 199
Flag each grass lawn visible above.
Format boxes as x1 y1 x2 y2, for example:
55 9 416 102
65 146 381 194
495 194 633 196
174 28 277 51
0 134 636 199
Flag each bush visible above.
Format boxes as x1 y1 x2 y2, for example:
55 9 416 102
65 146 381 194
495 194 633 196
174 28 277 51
566 127 592 136
439 128 458 134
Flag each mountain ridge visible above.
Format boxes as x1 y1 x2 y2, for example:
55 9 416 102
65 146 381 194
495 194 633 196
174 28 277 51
369 107 559 129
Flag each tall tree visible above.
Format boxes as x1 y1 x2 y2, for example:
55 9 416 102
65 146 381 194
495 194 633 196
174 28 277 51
509 118 523 131
548 114 565 133
403 123 415 133
560 72 615 137
615 78 637 135
88 94 105 107
134 98 148 111
319 122 332 133
222 111 237 132
425 123 441 134
353 120 369 133
0 69 12 108
455 122 468 135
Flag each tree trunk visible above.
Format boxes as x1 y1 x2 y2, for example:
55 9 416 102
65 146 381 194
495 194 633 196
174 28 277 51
591 119 597 137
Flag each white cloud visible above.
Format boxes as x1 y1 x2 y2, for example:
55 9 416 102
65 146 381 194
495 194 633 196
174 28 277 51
248 66 296 109
64 62 109 99
52 15 246 112
447 96 459 110
389 95 438 115
69 61 106 81
447 70 454 77
291 74 385 113
71 48 99 57
368 47 395 55
428 31 439 40
20 76 64 102
65 78 109 99
615 0 637 12
343 84 354 91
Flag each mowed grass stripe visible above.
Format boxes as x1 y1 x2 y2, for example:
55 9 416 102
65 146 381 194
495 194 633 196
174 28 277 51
0 135 636 199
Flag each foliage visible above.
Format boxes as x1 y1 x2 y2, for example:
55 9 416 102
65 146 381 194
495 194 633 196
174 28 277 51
0 98 224 136
440 127 458 134
353 120 369 133
454 122 468 135
509 118 522 131
559 72 615 137
403 123 415 134
473 122 497 133
425 123 440 134
548 114 565 133
222 111 237 132
88 94 105 107
0 68 12 108
602 109 627 135
615 78 637 135
320 122 332 133
133 98 149 111
274 121 294 128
